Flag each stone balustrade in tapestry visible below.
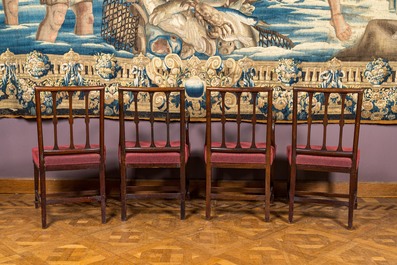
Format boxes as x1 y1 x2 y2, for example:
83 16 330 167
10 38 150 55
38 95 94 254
1 48 396 123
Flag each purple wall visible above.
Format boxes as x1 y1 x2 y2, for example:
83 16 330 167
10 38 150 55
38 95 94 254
0 118 395 182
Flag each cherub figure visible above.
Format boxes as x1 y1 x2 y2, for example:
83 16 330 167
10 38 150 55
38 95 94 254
36 0 94 43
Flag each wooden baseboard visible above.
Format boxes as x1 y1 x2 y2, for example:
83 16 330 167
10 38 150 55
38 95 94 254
2 179 397 197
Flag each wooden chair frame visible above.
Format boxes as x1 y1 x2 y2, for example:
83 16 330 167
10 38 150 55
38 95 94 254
289 87 363 229
33 86 106 228
118 86 189 220
205 86 274 221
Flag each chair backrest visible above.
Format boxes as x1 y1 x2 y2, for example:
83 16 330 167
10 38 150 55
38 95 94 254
205 86 274 161
291 87 364 170
118 86 186 163
34 86 105 165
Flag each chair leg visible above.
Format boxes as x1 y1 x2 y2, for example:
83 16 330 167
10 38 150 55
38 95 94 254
120 164 127 221
180 165 186 220
354 169 359 210
288 164 296 223
270 162 275 203
348 171 358 229
205 164 212 220
33 164 39 209
286 168 290 202
39 168 47 229
100 164 106 224
265 169 271 222
186 172 191 200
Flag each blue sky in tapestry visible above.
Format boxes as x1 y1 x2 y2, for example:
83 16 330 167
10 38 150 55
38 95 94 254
0 0 395 62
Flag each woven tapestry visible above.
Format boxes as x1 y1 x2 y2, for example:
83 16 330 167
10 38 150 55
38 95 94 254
1 0 397 123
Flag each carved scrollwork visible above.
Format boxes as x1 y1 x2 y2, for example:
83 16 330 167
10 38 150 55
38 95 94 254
184 56 202 77
153 92 168 111
204 56 241 87
146 54 182 87
145 54 242 88
224 92 237 108
236 57 255 87
238 57 255 72
224 58 243 86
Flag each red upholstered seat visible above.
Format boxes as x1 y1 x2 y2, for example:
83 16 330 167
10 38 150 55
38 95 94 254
286 145 359 168
122 141 189 164
206 142 275 165
32 145 103 168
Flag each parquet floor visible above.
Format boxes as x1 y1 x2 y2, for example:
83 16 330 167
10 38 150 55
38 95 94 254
1 194 397 264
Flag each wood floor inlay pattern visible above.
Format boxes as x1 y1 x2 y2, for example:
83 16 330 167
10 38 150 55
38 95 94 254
1 194 397 264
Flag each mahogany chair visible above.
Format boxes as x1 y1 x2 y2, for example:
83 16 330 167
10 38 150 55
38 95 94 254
205 87 275 221
118 86 189 220
32 86 106 228
287 87 363 229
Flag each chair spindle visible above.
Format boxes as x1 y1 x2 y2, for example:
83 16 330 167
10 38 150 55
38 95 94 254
133 92 140 148
337 94 346 151
221 92 226 148
251 92 257 148
52 91 59 150
306 92 313 149
165 92 171 147
236 92 242 149
149 92 155 148
84 91 90 149
322 93 330 151
68 91 75 149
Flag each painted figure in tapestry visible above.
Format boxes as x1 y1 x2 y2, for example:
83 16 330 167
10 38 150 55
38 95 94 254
101 0 355 58
2 0 18 25
1 0 397 61
0 0 355 54
102 0 269 58
2 0 351 45
146 0 266 57
36 0 94 42
2 0 94 42
328 0 351 41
